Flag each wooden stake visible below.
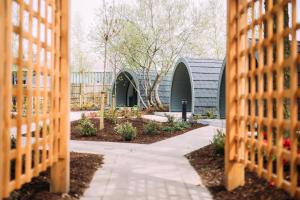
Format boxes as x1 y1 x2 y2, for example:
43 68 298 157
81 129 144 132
99 91 105 130
112 94 116 110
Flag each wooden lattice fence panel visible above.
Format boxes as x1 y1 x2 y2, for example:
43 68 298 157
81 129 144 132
0 0 69 198
225 0 300 198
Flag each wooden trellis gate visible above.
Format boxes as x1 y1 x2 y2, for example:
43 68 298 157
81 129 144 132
0 0 69 199
225 0 300 198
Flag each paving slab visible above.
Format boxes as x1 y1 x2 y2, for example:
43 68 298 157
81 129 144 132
70 126 218 200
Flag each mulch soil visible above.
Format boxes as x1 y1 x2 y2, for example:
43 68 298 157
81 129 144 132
186 145 294 200
71 118 204 144
6 152 103 200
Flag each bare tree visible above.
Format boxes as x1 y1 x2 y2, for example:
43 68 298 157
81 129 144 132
109 0 193 109
90 0 123 92
71 14 92 73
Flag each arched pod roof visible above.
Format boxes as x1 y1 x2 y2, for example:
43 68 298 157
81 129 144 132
217 52 260 119
112 69 172 107
170 58 223 115
112 69 140 107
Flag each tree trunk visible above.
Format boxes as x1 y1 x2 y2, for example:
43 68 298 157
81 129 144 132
102 40 108 92
154 82 164 110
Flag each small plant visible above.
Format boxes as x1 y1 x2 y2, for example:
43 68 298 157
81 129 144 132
178 121 191 129
75 117 97 137
115 122 137 141
162 126 175 133
119 108 132 118
104 109 118 124
206 109 216 119
132 106 142 118
172 121 191 131
162 121 191 133
165 114 176 126
81 102 98 111
144 121 161 135
210 129 225 155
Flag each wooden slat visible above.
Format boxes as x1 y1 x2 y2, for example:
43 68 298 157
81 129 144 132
2 0 13 197
0 0 69 198
50 0 70 193
226 0 300 198
0 1 5 198
225 0 245 190
289 0 298 196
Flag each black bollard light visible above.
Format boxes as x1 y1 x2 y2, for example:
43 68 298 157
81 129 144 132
182 99 187 122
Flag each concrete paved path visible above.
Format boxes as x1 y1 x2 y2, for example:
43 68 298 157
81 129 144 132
70 125 217 200
198 119 226 128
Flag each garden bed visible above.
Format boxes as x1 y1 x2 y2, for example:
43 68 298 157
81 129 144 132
71 118 204 144
6 152 103 200
186 145 294 200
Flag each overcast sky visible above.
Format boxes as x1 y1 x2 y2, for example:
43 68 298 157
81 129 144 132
71 0 300 42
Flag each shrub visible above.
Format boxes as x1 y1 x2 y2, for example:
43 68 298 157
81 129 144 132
172 121 191 131
162 126 175 133
75 117 97 137
115 122 137 141
162 121 191 133
132 106 142 118
177 121 191 129
144 121 161 135
210 129 225 155
206 110 216 119
119 108 132 118
165 114 176 126
188 115 203 124
104 109 118 124
81 102 98 111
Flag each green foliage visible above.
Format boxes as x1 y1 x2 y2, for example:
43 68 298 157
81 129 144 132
75 117 97 137
132 106 142 118
188 114 203 124
210 129 225 155
104 109 118 124
144 121 161 135
115 122 137 141
165 114 176 126
206 110 216 119
117 107 142 119
161 126 174 133
162 121 191 133
81 102 98 111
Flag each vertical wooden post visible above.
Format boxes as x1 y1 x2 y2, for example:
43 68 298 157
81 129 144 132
51 0 70 193
1 0 12 198
112 95 116 110
99 91 105 130
79 83 83 108
290 0 298 196
93 83 96 105
0 2 4 198
225 0 245 190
